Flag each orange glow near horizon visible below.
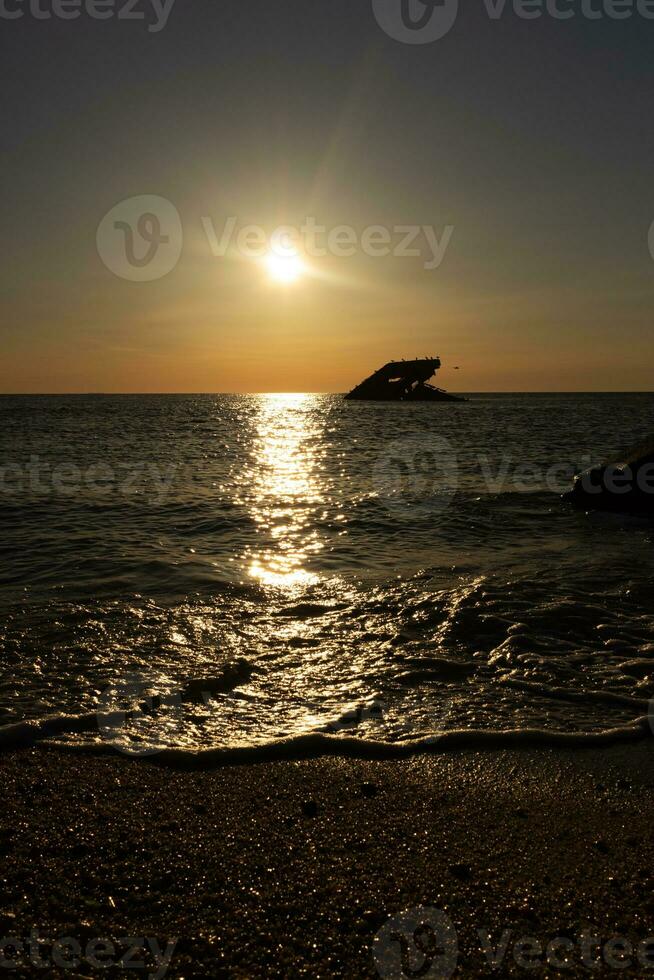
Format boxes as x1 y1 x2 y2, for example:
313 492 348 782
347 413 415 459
3 201 654 394
6 14 654 398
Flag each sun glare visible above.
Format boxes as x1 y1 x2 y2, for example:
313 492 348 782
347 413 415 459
266 251 304 284
245 393 322 588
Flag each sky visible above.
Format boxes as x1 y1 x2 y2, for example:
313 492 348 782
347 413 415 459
2 0 654 392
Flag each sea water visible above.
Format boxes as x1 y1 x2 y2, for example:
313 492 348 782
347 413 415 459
2 392 654 757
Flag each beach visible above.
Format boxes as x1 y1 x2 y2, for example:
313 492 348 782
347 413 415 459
6 0 654 971
4 394 654 976
3 742 654 977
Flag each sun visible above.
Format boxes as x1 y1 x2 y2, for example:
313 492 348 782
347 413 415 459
265 251 304 284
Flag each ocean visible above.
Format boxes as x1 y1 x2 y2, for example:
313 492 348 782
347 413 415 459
2 392 654 758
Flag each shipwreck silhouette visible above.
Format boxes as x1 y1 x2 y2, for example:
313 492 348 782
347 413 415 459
344 357 466 402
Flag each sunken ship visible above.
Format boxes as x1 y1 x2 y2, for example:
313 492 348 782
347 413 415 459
344 357 466 402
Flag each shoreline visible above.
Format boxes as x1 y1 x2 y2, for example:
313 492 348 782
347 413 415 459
3 743 654 976
1 710 652 762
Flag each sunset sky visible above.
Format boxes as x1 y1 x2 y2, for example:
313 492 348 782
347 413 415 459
3 2 654 392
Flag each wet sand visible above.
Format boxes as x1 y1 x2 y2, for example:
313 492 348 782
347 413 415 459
2 743 654 977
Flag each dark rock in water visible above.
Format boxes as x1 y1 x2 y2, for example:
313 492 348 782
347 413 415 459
563 435 654 513
302 800 318 818
360 782 378 798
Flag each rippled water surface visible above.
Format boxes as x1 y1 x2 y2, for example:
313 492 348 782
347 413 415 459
2 392 654 752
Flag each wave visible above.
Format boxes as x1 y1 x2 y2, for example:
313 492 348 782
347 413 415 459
1 711 651 768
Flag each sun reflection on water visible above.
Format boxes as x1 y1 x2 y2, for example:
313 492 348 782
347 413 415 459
246 393 324 587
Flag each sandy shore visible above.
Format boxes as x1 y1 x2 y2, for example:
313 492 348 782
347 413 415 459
2 743 654 977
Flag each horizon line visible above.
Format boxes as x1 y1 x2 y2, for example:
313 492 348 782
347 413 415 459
1 390 654 397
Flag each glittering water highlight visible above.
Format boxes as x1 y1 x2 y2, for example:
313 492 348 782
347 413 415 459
2 392 654 755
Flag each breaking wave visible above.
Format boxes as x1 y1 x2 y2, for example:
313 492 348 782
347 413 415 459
1 713 651 768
